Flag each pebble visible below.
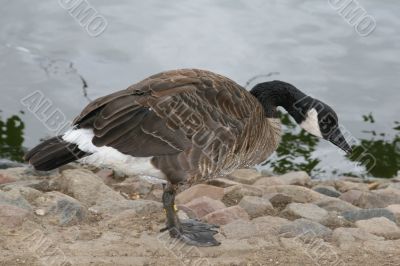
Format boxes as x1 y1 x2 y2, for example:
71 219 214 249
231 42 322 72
0 204 31 227
332 227 384 249
315 197 360 212
222 184 263 206
386 204 400 222
222 220 259 239
95 168 114 185
356 191 396 208
176 184 224 204
313 186 341 198
228 169 262 185
282 203 328 223
1 179 58 192
35 209 46 216
340 189 400 209
2 165 400 262
184 196 226 218
255 171 311 187
239 196 274 218
372 188 400 206
278 218 332 240
263 185 323 203
59 169 125 206
253 176 285 186
112 177 156 198
342 208 396 223
91 199 162 216
0 167 38 181
0 190 32 210
339 189 363 205
252 216 291 235
3 186 42 204
263 193 293 210
276 171 311 186
335 180 369 192
362 239 400 254
203 205 250 225
320 211 353 228
34 191 86 225
0 173 16 185
341 188 400 209
355 217 400 239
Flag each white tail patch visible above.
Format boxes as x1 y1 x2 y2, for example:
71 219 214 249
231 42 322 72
63 128 99 153
300 108 323 138
62 128 165 179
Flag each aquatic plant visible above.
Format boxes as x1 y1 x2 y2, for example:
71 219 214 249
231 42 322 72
0 112 25 162
347 114 399 178
263 111 322 175
265 112 399 178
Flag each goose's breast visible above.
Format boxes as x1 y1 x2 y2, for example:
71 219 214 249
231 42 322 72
237 117 282 166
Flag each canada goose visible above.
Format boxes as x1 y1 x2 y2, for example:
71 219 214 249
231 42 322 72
25 69 352 246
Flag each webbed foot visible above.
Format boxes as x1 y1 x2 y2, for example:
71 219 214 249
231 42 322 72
164 219 220 246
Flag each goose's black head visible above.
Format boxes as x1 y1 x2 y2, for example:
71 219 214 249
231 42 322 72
250 80 352 154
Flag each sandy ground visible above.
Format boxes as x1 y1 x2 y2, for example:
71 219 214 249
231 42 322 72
1 166 400 266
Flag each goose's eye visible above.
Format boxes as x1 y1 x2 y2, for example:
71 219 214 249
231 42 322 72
321 118 329 124
321 114 337 125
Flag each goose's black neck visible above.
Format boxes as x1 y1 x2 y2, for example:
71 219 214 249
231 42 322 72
250 81 312 123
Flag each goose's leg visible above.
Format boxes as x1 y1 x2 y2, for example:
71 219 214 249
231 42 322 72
161 183 220 247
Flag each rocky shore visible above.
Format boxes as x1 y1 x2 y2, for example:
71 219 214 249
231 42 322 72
1 165 400 265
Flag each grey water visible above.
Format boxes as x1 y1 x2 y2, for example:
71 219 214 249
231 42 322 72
0 0 399 178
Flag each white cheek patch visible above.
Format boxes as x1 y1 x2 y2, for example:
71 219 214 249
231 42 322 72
300 108 323 138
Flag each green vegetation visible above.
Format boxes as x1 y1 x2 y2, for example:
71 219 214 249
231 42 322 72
0 112 25 162
347 114 399 178
0 110 398 178
265 111 399 178
263 111 322 175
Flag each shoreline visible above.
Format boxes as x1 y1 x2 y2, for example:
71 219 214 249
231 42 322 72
1 164 400 265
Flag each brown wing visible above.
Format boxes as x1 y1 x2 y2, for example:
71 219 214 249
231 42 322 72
72 69 257 164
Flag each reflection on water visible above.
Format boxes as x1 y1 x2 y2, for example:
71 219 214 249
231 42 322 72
263 111 322 175
0 112 25 162
263 112 399 178
2 110 397 178
348 115 400 178
1 0 399 178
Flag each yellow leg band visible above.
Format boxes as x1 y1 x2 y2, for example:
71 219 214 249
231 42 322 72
164 205 178 213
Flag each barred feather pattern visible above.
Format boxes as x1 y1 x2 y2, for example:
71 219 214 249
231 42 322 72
72 69 282 184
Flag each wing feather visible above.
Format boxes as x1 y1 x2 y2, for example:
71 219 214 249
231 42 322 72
71 69 263 174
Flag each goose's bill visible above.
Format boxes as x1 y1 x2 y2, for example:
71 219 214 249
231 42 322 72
329 128 353 155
